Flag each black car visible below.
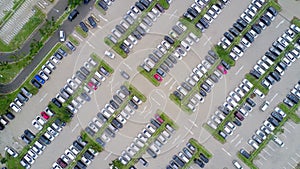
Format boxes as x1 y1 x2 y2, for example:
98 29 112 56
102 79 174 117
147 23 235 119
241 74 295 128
157 68 166 77
21 134 31 144
173 90 183 100
233 118 242 126
270 71 281 81
80 21 89 32
58 48 67 57
105 128 115 138
116 24 126 34
199 153 209 163
68 9 79 21
140 0 150 8
224 32 234 42
246 98 256 107
199 18 209 29
194 158 205 168
199 89 207 97
98 0 108 11
229 27 239 37
129 100 138 109
52 98 62 108
24 129 36 140
266 75 276 85
73 141 84 151
99 67 110 76
164 35 175 44
83 150 95 160
88 16 97 28
76 160 87 169
240 148 250 159
54 52 63 60
221 60 231 70
96 137 105 147
268 117 279 127
132 30 142 40
182 82 192 91
120 43 130 54
244 32 254 43
5 111 15 120
271 112 283 122
155 3 165 13
31 79 42 89
252 134 262 144
250 69 261 79
201 83 211 93
66 41 76 51
109 100 119 109
265 51 277 61
269 46 281 56
236 18 247 28
267 6 278 16
150 118 161 128
0 123 4 130
173 155 185 167
260 16 271 26
187 8 198 18
111 118 123 129
252 24 262 34
135 2 145 11
287 94 299 104
80 66 90 76
85 127 95 136
278 61 287 70
233 23 243 32
39 135 51 145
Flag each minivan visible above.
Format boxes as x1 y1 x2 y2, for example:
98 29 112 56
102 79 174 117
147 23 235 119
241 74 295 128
59 30 66 42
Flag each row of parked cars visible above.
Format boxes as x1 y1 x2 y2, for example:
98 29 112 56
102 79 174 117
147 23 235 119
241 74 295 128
20 119 65 169
228 6 278 61
248 25 300 85
53 136 98 169
9 87 32 114
172 49 219 110
167 141 210 169
283 81 300 108
31 47 69 89
240 106 287 159
194 0 229 32
118 114 175 167
79 14 99 33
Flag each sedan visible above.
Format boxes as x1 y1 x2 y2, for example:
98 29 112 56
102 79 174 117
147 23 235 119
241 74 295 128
153 73 162 82
40 111 50 120
217 65 227 74
32 120 42 130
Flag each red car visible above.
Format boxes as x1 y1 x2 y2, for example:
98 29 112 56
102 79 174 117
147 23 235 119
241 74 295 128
217 65 227 74
153 73 163 82
154 114 164 124
88 82 97 90
41 111 50 120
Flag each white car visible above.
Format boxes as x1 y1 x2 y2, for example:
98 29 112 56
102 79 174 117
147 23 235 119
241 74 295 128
181 40 191 51
157 44 167 54
5 146 18 157
274 107 286 118
116 114 127 125
161 40 171 50
254 89 265 98
226 97 238 108
146 124 156 134
263 120 275 131
120 110 130 119
197 63 207 74
248 139 259 149
47 127 59 137
176 21 187 31
235 87 245 97
65 149 75 160
43 132 54 141
128 35 137 45
142 128 152 138
223 102 234 111
52 123 62 132
242 79 254 88
224 126 233 135
69 145 79 156
207 120 217 129
35 116 46 125
229 91 241 102
93 117 102 128
104 50 115 59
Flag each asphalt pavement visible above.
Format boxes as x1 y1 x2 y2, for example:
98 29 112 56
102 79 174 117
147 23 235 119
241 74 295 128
0 1 95 93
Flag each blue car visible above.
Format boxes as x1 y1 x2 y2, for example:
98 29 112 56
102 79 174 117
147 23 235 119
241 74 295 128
34 75 45 85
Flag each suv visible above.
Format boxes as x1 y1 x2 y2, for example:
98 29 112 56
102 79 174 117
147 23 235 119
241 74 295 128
68 10 79 21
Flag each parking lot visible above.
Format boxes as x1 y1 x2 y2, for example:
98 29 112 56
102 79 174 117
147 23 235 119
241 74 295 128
1 0 300 169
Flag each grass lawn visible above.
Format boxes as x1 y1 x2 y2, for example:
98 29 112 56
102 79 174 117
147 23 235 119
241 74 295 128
68 34 80 46
0 7 45 52
0 43 62 115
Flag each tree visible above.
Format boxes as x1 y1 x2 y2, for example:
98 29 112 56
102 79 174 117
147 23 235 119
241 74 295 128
68 0 82 8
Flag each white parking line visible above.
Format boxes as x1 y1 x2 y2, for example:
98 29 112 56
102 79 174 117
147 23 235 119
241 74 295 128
275 19 284 28
230 134 240 143
73 33 83 41
221 148 232 157
151 97 161 106
283 167 287 169
287 162 294 168
39 93 48 102
235 66 244 75
267 144 275 152
259 154 267 160
104 152 112 160
203 37 212 46
270 93 278 103
71 123 79 132
234 138 243 147
164 78 173 86
282 133 287 138
263 149 271 156
286 121 296 129
90 32 95 36
123 63 132 71
169 9 177 19
188 119 198 128
184 126 194 135
283 126 291 133
175 139 185 148
169 81 176 90
257 160 264 166
172 135 181 144
291 157 297 163
295 153 300 158
97 25 102 29
87 41 95 49
98 14 108 22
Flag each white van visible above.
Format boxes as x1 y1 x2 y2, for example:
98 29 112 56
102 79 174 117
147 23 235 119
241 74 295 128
144 58 155 69
10 103 21 113
132 95 142 105
177 86 187 96
95 71 106 82
273 135 284 147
